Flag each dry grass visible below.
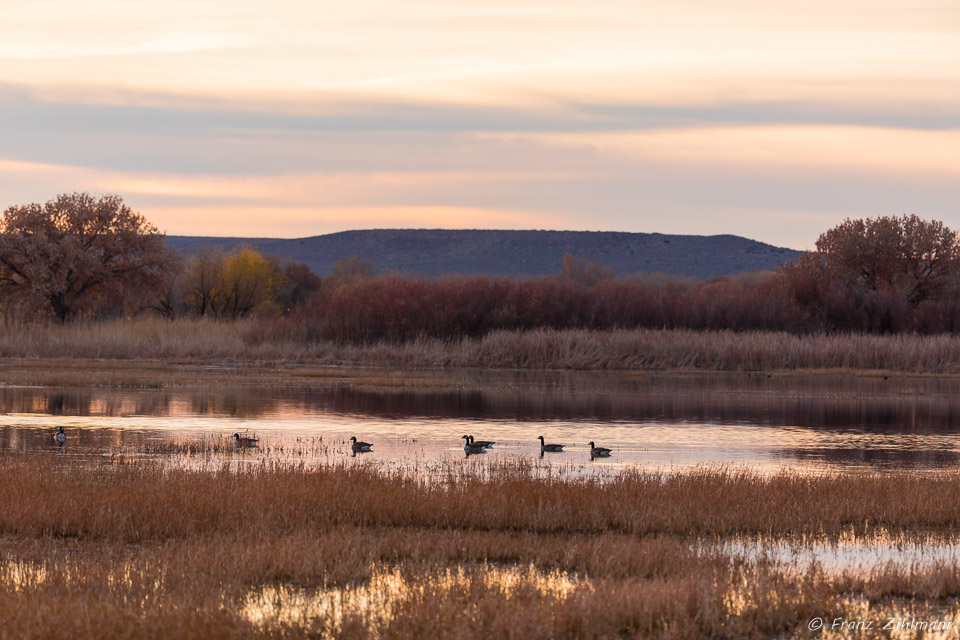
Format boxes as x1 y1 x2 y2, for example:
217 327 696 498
2 458 960 638
4 317 960 373
4 457 960 540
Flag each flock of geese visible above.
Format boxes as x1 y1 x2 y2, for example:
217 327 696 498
357 433 614 459
53 427 614 460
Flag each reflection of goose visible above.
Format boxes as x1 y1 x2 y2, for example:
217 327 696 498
233 433 258 448
461 435 486 454
350 436 373 453
468 435 495 449
538 436 564 453
54 426 66 447
589 441 612 459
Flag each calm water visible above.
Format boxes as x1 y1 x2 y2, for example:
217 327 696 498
1 370 959 473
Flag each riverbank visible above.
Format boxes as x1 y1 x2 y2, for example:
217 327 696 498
3 318 960 375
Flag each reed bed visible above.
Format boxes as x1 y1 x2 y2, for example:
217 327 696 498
5 457 960 540
4 317 960 373
5 542 958 640
2 457 960 637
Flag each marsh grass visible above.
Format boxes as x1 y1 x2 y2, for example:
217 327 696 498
3 458 960 637
6 457 960 540
6 317 960 373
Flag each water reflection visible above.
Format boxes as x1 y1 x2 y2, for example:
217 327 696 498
3 371 960 472
719 533 960 573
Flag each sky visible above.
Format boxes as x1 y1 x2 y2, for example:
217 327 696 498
0 0 957 249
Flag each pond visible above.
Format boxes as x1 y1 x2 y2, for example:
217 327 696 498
1 369 958 474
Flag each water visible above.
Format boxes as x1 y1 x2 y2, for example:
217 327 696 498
1 370 960 473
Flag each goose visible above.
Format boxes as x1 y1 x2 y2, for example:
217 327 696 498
589 441 612 458
468 435 495 449
538 435 564 453
461 435 487 454
54 426 66 447
233 433 259 448
349 436 373 452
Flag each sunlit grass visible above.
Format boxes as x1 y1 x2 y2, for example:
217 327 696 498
2 457 960 637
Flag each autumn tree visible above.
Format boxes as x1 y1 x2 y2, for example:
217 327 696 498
216 248 282 319
333 254 374 280
816 215 960 304
182 248 224 317
780 215 960 331
0 193 178 321
560 253 614 286
278 261 322 311
180 247 281 319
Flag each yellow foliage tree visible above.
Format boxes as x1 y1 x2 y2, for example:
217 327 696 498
181 247 281 319
216 248 282 319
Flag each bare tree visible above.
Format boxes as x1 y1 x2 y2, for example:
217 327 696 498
182 248 224 317
0 193 178 321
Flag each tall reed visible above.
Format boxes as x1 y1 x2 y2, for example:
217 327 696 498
4 317 960 372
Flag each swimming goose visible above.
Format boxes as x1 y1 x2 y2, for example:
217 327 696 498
233 433 259 448
468 435 495 449
589 441 612 458
461 435 487 454
538 435 564 453
54 426 66 447
349 436 373 452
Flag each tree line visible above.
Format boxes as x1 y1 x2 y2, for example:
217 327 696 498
2 193 959 338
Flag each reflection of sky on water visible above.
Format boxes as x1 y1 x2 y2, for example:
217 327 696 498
2 371 960 473
719 534 960 573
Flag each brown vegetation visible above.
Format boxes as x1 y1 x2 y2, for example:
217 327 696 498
4 196 960 339
4 457 960 540
0 193 177 321
1 458 960 638
8 317 960 373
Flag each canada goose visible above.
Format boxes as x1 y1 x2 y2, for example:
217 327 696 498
349 436 373 452
54 426 66 447
233 433 259 448
461 435 486 454
468 435 495 449
589 441 612 458
538 435 564 453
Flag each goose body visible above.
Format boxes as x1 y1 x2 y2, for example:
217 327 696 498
233 433 259 448
54 427 66 447
589 441 612 458
350 436 373 452
461 435 487 454
468 435 495 449
538 435 564 453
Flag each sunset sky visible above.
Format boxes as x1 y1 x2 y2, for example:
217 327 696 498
1 0 957 249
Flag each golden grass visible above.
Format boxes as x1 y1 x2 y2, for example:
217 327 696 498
3 458 960 637
5 317 960 373
5 457 960 541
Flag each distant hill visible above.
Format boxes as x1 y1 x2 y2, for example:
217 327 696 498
164 229 801 280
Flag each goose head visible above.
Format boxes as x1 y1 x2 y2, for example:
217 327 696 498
232 433 240 439
349 436 357 443
589 441 595 448
537 436 545 444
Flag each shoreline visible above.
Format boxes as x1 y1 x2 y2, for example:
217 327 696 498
0 357 952 391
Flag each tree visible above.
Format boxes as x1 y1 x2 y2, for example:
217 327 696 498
0 193 178 321
560 253 614 286
182 248 224 317
779 214 960 331
278 261 322 312
333 254 374 280
815 215 960 305
216 248 281 319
